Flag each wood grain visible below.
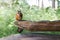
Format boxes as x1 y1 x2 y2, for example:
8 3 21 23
14 20 60 31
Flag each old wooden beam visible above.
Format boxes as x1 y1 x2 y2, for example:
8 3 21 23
14 20 60 32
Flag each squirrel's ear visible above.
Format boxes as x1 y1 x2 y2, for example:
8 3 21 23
17 10 21 13
17 9 21 12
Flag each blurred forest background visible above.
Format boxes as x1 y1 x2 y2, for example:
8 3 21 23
0 0 60 38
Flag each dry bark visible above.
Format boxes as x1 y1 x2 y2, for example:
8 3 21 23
14 20 60 31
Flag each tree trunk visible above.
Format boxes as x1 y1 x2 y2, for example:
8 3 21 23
52 0 55 8
57 0 60 8
38 0 39 8
42 0 44 8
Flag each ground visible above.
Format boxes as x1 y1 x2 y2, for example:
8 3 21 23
0 33 60 40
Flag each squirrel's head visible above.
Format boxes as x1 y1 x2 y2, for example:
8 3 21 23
18 10 21 14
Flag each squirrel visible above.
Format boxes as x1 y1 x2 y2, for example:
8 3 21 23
16 11 23 21
16 11 23 33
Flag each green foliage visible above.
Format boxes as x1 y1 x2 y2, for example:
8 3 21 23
0 8 18 38
56 8 60 19
22 7 58 21
0 0 60 38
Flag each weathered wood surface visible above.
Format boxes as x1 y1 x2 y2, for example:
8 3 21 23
0 33 60 40
14 20 60 31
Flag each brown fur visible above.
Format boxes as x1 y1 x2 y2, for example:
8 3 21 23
16 11 23 21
